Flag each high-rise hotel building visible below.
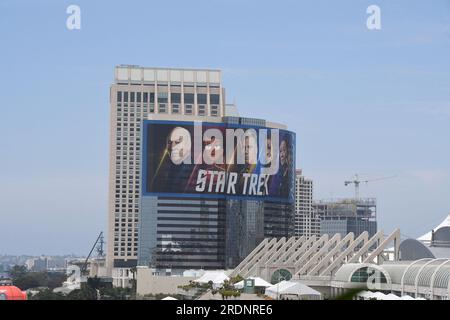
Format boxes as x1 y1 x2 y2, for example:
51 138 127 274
294 170 320 237
107 66 295 275
107 66 225 271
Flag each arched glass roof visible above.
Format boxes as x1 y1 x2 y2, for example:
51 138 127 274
335 259 450 293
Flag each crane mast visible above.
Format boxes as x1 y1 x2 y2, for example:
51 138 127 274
345 174 396 199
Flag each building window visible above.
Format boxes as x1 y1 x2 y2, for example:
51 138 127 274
197 94 207 104
198 105 206 116
350 267 387 283
210 105 219 116
158 103 166 113
143 92 148 103
157 92 168 103
184 93 194 104
210 94 220 105
136 92 141 103
184 104 193 115
172 104 180 114
130 92 135 103
123 92 129 102
171 93 181 104
117 91 122 102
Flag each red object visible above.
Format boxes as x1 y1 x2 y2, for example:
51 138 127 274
0 285 27 300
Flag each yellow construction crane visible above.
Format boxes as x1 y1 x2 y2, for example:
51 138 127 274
345 174 397 199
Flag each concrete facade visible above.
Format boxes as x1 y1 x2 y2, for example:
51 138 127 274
294 170 320 237
136 267 195 296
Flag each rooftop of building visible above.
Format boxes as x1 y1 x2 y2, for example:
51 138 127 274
116 65 222 72
314 198 376 205
114 65 222 84
147 114 288 130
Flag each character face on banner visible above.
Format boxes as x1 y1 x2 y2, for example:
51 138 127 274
145 121 295 202
244 134 258 164
168 127 191 164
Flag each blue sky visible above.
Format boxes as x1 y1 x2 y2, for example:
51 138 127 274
0 0 449 255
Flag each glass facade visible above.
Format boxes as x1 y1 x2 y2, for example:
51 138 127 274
139 196 294 272
138 197 227 270
225 200 265 268
112 81 292 271
137 116 295 273
271 269 293 284
320 217 377 239
350 267 387 283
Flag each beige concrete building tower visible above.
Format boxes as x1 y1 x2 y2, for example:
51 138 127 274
295 169 320 237
107 66 225 273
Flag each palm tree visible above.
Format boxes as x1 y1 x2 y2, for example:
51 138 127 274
129 267 137 293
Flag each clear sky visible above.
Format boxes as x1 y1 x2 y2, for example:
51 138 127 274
1 0 449 255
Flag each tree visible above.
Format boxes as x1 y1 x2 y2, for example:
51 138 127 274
86 276 102 290
129 267 137 292
9 265 27 280
99 287 134 300
29 288 66 300
66 287 97 300
230 275 243 285
13 272 48 290
47 272 67 289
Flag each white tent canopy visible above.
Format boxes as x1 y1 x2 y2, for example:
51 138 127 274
265 281 321 300
384 293 401 300
371 292 387 300
234 277 272 289
418 214 450 242
161 296 178 300
357 291 423 300
194 271 229 289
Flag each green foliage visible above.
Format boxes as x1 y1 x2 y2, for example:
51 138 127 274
99 287 135 300
66 287 98 300
142 293 184 300
9 265 27 280
13 272 48 290
177 282 209 291
177 284 194 291
333 288 365 300
219 289 241 299
25 273 136 300
29 288 66 300
86 276 102 290
30 286 136 300
46 273 67 289
10 267 66 291
221 279 235 291
129 267 137 291
229 275 244 285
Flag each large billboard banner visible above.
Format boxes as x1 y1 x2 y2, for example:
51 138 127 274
142 120 295 202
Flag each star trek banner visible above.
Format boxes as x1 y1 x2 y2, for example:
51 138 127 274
142 120 295 203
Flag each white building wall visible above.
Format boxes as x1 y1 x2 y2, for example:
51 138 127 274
294 170 319 237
